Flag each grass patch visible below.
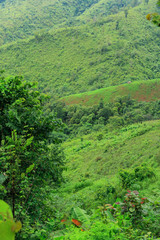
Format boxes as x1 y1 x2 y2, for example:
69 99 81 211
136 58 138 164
60 79 160 106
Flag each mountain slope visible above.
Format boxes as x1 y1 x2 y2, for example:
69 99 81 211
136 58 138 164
59 79 160 106
0 0 143 45
0 0 160 100
63 120 160 180
58 119 160 211
0 0 100 45
0 0 136 45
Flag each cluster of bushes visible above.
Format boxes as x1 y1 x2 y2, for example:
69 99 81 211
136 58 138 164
52 96 160 136
51 190 160 239
46 164 157 239
119 164 155 188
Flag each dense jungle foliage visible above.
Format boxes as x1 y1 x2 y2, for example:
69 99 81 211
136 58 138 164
0 0 160 239
0 0 140 45
0 0 160 100
53 96 160 136
0 73 64 239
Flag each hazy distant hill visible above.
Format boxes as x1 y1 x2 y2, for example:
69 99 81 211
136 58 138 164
0 0 95 44
0 0 141 45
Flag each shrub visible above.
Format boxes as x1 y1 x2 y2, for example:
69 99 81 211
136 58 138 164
97 134 103 141
95 156 102 162
64 220 127 240
119 165 155 188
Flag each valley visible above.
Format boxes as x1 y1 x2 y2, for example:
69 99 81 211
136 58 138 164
0 0 160 239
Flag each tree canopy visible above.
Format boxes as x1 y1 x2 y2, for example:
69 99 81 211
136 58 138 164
0 72 64 238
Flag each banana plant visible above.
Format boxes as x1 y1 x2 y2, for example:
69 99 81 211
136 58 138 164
50 207 91 239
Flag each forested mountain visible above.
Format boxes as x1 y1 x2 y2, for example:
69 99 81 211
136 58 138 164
1 0 160 239
0 0 136 45
0 0 160 100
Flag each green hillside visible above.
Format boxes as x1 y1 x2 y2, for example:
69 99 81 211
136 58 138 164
0 0 97 45
0 0 160 100
0 0 134 45
1 0 160 239
62 120 160 195
50 119 160 239
60 79 160 106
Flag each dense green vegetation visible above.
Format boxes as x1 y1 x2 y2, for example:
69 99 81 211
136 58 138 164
0 0 160 100
1 0 160 239
53 94 160 136
0 0 136 45
2 83 160 238
59 79 160 106
0 73 64 239
51 119 160 239
147 0 160 26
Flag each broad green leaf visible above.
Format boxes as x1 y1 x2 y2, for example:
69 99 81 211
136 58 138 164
0 219 15 240
24 136 34 148
72 207 91 229
11 221 22 233
0 200 22 240
0 174 7 185
26 163 35 173
0 200 13 220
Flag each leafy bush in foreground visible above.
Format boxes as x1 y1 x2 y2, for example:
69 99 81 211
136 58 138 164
52 190 160 239
0 73 64 239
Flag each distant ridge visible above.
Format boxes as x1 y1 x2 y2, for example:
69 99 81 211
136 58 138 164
0 0 133 45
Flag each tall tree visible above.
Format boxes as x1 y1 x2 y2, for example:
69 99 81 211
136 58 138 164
0 72 64 238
